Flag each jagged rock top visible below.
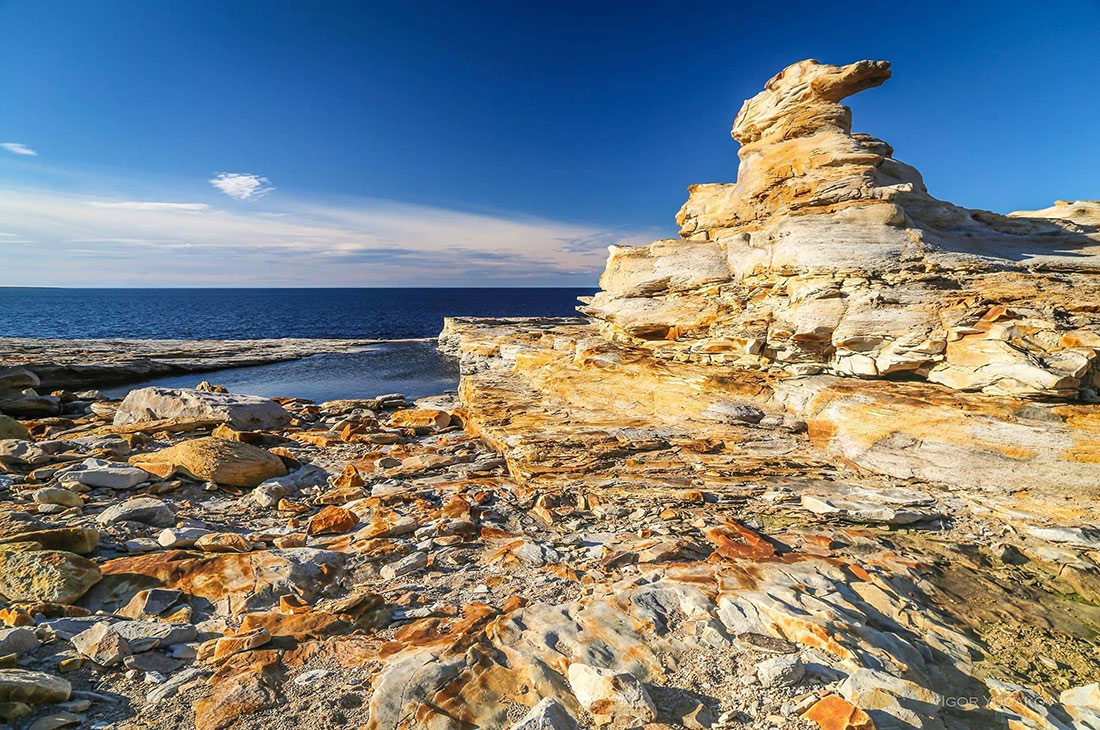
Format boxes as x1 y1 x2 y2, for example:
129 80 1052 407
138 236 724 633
671 58 1100 272
732 59 891 145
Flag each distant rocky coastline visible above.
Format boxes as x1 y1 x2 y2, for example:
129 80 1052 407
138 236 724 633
0 337 391 396
1 59 1099 730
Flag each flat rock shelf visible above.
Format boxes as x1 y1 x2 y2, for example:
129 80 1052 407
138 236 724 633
0 338 392 391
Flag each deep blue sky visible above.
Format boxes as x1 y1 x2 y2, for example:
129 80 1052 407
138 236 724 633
1 0 1098 286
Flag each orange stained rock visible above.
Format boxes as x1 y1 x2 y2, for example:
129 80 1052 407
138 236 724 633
705 522 777 561
390 603 500 654
267 447 300 469
291 431 343 447
417 643 558 730
339 422 371 440
0 607 34 627
283 635 380 669
279 594 310 614
194 648 284 730
239 610 351 639
1053 405 1100 463
210 627 272 663
332 463 365 490
979 305 1012 323
196 532 252 553
277 499 308 514
546 564 581 582
479 526 518 540
349 452 384 471
307 505 360 536
804 534 836 548
847 563 872 582
1061 330 1100 348
485 539 527 566
799 380 1043 463
390 408 452 432
272 533 306 548
99 549 343 616
803 694 875 730
440 496 472 519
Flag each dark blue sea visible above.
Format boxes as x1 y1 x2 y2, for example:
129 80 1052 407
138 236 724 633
0 288 593 402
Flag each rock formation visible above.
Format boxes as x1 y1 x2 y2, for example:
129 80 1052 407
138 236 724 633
439 59 1100 492
581 59 1100 399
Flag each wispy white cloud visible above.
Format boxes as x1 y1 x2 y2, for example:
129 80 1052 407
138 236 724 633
1 142 37 156
0 232 35 244
0 186 659 286
88 201 209 211
67 237 188 245
209 172 273 201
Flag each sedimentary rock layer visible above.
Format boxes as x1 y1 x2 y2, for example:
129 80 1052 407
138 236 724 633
3 381 1100 730
442 316 1100 512
581 59 1100 399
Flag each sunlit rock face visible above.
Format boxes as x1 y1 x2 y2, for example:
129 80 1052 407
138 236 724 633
582 59 1100 399
443 58 1100 511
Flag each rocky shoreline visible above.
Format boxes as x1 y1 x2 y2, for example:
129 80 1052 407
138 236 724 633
0 338 397 395
1 58 1099 730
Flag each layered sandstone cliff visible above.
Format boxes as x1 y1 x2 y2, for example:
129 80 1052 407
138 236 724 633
438 63 1100 727
580 59 1100 399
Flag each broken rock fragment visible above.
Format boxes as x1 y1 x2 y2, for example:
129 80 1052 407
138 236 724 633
0 669 71 705
96 497 175 527
509 697 579 730
802 694 874 730
566 662 656 724
59 458 150 489
114 387 291 430
70 622 131 666
0 549 100 604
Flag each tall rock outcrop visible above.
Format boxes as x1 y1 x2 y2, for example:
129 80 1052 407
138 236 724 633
435 66 1100 726
443 58 1100 503
581 59 1100 398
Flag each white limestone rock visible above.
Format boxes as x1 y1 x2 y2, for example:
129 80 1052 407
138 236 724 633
113 387 291 430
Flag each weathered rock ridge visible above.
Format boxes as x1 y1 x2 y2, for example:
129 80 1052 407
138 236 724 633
580 59 1100 399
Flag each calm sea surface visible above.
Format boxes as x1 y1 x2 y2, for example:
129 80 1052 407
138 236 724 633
0 288 593 401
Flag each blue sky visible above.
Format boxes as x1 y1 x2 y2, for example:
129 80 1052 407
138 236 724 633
1 0 1098 286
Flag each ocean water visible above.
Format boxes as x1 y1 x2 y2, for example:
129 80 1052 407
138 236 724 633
1 288 593 402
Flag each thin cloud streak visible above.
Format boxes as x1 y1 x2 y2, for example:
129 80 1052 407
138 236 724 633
88 201 209 211
1 142 37 156
0 187 657 286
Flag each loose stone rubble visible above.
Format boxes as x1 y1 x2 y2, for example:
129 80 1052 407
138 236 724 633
1 58 1099 730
